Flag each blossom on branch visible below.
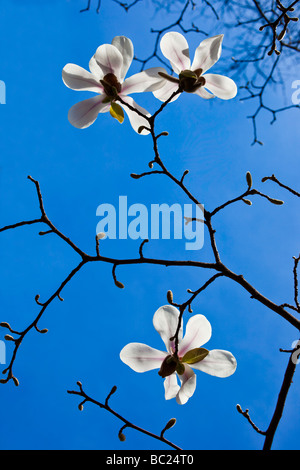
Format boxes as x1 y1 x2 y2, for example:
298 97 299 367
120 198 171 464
154 32 237 102
120 305 237 405
62 36 165 134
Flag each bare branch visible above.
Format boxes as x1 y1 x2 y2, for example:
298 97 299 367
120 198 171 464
67 381 182 450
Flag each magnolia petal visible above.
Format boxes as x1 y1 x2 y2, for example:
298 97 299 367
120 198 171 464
121 67 166 95
176 365 196 405
119 95 151 135
191 34 223 74
153 80 181 103
89 55 103 80
62 64 104 93
160 31 190 74
193 86 215 100
178 314 212 358
203 73 237 100
120 342 167 372
94 44 123 80
112 36 134 81
153 305 182 354
191 349 237 377
68 95 110 129
164 373 180 400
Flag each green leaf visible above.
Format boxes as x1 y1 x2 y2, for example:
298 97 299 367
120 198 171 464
102 96 111 104
181 348 209 364
176 362 185 375
110 102 124 124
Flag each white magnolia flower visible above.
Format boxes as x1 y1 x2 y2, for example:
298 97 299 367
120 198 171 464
120 305 237 405
62 36 165 134
154 32 237 102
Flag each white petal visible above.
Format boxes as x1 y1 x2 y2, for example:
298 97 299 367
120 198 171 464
160 32 190 74
112 36 134 81
89 55 103 80
68 95 109 129
120 342 167 372
164 373 180 400
193 86 215 100
94 44 123 80
176 365 196 405
119 95 151 135
191 349 237 377
191 34 223 74
178 314 212 357
121 67 166 95
153 80 181 103
153 305 182 354
203 73 237 100
62 64 103 93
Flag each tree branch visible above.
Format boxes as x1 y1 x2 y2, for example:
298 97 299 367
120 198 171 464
67 381 182 450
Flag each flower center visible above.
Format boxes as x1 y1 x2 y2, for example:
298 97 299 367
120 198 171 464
158 347 210 378
100 73 122 100
158 354 185 378
179 69 206 93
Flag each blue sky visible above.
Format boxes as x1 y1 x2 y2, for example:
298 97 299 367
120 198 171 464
0 0 300 450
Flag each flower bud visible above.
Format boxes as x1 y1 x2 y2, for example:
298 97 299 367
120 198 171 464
4 334 15 342
78 403 84 411
277 29 286 41
138 125 148 134
242 198 252 205
167 290 173 304
115 280 125 289
0 322 11 329
246 171 252 188
164 418 176 430
12 376 19 387
118 431 126 442
96 232 106 240
269 198 284 205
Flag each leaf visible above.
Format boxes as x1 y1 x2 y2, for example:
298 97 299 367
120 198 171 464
110 102 124 124
176 362 185 375
181 348 209 364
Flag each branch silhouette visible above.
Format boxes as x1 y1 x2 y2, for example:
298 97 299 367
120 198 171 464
67 381 181 450
1 80 300 449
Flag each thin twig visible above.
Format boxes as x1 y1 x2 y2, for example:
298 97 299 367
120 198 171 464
67 382 182 450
